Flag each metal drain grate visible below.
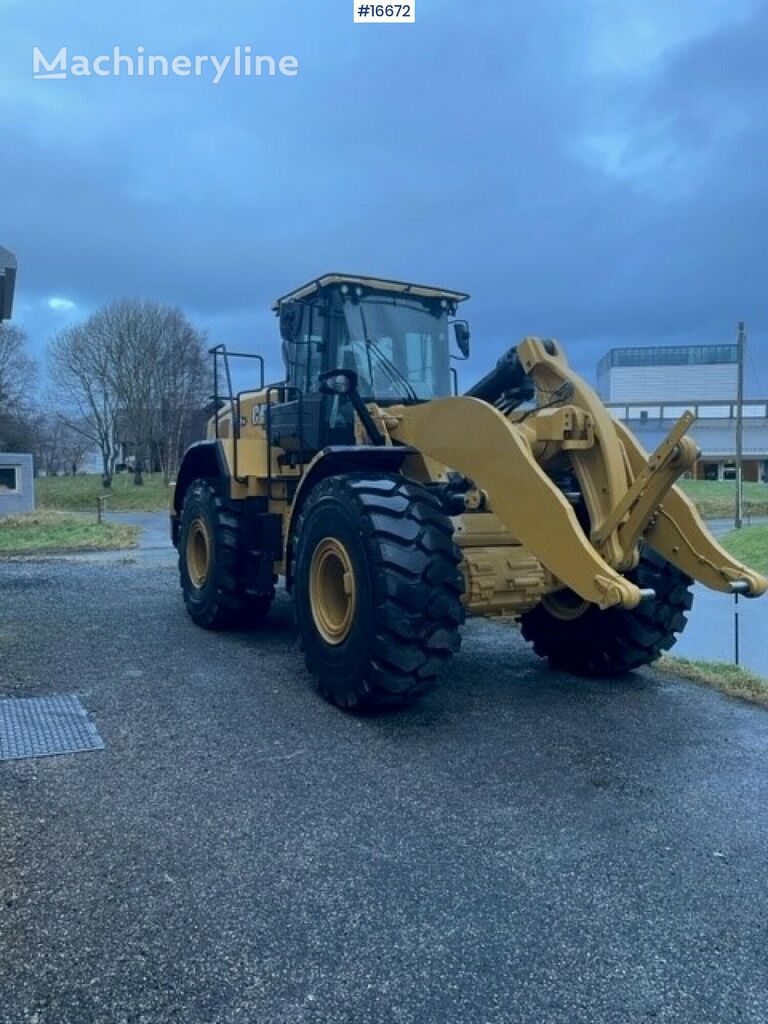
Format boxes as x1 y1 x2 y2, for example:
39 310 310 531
0 695 104 761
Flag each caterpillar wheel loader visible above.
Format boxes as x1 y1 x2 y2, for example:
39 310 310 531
171 274 767 710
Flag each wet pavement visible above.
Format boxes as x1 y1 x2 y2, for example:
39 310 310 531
664 518 768 676
707 516 768 537
27 511 768 674
674 585 767 676
1 557 767 1024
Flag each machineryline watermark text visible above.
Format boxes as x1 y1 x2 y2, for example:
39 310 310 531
32 46 300 84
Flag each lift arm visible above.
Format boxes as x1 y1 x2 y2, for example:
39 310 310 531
390 396 648 610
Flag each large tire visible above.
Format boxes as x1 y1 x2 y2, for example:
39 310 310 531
292 473 465 710
520 549 693 675
178 479 273 630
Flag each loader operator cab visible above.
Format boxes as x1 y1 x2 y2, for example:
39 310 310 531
270 273 470 453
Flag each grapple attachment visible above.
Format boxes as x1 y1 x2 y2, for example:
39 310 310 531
389 337 767 611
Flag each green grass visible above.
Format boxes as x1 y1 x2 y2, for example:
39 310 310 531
677 479 768 519
0 511 138 554
718 524 768 574
36 473 172 513
34 473 768 522
660 656 768 708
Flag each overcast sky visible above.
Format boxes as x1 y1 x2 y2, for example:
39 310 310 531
1 0 766 393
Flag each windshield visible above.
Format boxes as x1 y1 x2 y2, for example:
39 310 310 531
341 295 452 401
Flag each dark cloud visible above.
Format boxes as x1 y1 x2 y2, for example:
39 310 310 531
0 0 765 392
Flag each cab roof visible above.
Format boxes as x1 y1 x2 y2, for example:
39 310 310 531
272 273 469 311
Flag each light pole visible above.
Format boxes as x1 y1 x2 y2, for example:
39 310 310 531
734 321 745 531
733 321 746 666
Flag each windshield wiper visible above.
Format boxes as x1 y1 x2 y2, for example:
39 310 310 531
365 337 419 402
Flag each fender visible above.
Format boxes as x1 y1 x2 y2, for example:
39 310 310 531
283 444 417 588
170 440 228 546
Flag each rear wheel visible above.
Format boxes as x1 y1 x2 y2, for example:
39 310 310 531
292 473 465 710
520 549 693 675
179 479 273 630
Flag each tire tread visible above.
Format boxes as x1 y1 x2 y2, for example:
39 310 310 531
179 479 273 630
520 548 693 676
294 473 465 710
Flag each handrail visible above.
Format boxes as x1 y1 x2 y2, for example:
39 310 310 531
209 343 267 483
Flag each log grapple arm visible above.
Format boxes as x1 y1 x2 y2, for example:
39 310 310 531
388 337 767 610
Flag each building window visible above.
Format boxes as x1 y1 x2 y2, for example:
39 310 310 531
607 344 738 368
663 405 695 420
743 404 768 418
0 466 19 492
628 406 661 420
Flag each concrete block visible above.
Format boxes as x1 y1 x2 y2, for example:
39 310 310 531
0 453 35 516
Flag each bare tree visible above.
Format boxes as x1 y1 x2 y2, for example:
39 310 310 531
50 323 121 487
0 323 35 411
49 299 209 487
31 412 64 476
0 323 37 452
59 421 92 476
95 299 209 484
0 410 36 453
95 300 159 486
32 413 93 476
154 310 209 482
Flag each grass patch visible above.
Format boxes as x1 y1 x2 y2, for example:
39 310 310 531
36 473 171 513
677 479 768 519
35 474 768 520
0 511 138 554
660 655 768 708
718 524 768 574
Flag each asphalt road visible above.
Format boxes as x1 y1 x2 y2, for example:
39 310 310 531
1 559 767 1024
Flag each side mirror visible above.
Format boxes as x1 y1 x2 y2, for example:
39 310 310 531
318 368 358 396
279 300 303 343
318 368 384 446
452 320 471 359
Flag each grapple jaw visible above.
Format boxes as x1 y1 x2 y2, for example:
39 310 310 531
517 337 767 600
615 420 767 598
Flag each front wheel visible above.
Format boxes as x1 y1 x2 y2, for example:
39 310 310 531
292 473 465 710
520 549 693 675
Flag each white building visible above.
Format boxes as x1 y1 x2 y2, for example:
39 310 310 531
598 344 738 403
597 345 768 484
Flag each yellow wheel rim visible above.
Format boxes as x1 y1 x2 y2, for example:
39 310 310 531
309 537 357 645
543 588 591 621
187 517 212 589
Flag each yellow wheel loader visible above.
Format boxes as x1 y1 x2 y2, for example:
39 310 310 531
171 274 767 710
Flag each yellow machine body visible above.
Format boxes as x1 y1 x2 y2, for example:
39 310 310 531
185 336 766 617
